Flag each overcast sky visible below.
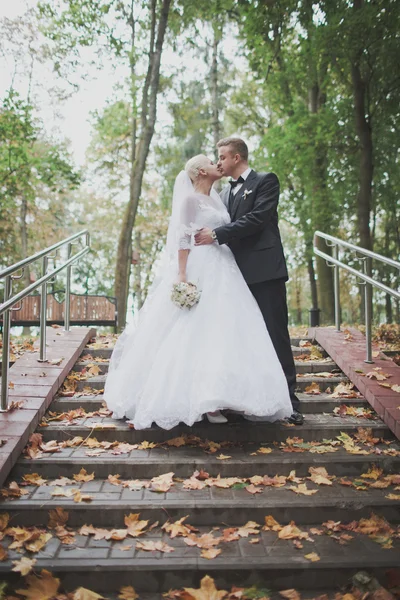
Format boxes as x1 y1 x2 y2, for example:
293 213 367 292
1 0 243 168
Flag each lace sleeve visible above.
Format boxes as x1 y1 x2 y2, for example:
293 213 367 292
178 195 198 250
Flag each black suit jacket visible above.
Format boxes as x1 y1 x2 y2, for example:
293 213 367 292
214 170 288 285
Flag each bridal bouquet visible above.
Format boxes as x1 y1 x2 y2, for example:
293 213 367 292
171 282 201 309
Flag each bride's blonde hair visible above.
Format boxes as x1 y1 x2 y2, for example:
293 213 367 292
185 154 208 183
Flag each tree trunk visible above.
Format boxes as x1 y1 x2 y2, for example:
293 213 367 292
20 195 32 335
114 0 172 330
351 0 374 323
307 257 318 310
309 82 334 323
132 230 143 311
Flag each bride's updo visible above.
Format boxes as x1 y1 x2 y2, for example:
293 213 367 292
185 154 208 183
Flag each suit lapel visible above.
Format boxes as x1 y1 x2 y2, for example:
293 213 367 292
231 170 258 220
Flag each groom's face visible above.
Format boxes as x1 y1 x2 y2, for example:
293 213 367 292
217 146 238 177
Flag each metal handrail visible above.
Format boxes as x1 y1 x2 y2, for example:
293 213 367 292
314 230 400 364
0 230 90 411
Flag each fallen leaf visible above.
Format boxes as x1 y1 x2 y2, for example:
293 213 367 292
385 493 400 500
304 382 321 395
12 557 37 576
246 484 263 495
279 590 301 600
216 454 232 460
361 465 383 480
304 552 320 562
136 540 174 553
0 513 10 531
16 568 60 600
287 483 318 496
73 588 106 600
25 532 52 553
162 516 197 538
73 490 93 503
48 507 69 529
308 467 333 486
201 548 222 559
125 513 149 537
183 575 228 600
237 521 260 537
118 586 139 600
49 358 64 365
108 474 121 486
150 472 174 493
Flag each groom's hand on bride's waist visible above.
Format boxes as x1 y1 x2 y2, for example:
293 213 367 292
194 228 215 245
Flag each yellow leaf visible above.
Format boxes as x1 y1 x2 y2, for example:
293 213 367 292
279 590 301 600
73 468 95 482
0 513 9 531
118 586 139 600
183 575 228 600
385 493 400 500
25 532 52 553
73 588 106 600
125 513 149 537
22 473 48 486
246 484 263 495
136 540 174 553
361 465 383 480
392 384 400 393
216 454 232 460
304 552 320 562
12 557 37 576
256 447 272 454
237 521 260 537
73 491 93 503
201 548 222 559
16 569 60 600
287 484 318 496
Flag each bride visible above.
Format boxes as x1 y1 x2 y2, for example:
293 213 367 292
104 155 293 429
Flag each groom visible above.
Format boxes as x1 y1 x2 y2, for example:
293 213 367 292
194 137 303 425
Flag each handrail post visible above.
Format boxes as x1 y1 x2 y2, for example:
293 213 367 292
39 256 48 363
363 258 373 364
65 243 72 331
0 276 12 411
333 244 340 332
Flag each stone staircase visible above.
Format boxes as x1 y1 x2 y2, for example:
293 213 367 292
0 335 399 597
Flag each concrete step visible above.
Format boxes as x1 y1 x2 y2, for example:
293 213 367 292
14 442 400 479
81 348 113 360
71 359 339 377
0 522 397 592
49 392 367 415
80 344 327 361
72 374 349 394
2 481 400 527
37 413 389 444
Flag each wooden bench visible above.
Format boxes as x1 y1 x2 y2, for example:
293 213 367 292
2 291 117 328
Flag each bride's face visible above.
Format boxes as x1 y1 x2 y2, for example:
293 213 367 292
200 159 223 182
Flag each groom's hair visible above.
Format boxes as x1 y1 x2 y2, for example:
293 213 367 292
217 137 248 161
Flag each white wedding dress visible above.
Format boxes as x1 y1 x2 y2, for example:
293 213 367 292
104 182 292 430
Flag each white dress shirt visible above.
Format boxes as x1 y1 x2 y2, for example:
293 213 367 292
231 167 252 195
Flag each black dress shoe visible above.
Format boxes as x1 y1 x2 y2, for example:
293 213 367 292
286 410 304 425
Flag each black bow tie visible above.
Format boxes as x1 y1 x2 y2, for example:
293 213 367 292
229 176 244 187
